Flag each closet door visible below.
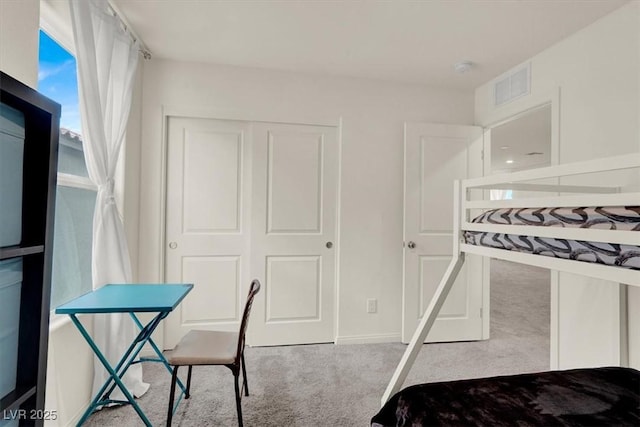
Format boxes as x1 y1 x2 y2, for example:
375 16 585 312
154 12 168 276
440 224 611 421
165 117 252 348
165 118 338 347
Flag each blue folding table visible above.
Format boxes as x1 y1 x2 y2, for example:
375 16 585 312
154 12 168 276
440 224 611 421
56 283 193 426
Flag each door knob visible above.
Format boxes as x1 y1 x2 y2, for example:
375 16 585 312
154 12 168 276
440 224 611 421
169 242 178 249
326 241 333 249
407 241 416 249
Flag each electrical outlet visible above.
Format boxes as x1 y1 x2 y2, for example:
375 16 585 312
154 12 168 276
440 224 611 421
366 298 377 314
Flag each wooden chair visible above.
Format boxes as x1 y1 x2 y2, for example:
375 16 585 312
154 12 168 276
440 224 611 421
165 279 261 427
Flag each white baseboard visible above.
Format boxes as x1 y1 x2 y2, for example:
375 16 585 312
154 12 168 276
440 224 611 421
335 333 401 345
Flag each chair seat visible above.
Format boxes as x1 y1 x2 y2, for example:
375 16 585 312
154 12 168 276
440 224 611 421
166 280 260 427
165 330 239 366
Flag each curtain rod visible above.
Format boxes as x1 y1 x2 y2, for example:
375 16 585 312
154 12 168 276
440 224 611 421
107 1 152 60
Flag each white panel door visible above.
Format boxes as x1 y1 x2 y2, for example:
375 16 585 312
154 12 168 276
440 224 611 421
402 122 484 343
249 122 338 346
165 117 252 348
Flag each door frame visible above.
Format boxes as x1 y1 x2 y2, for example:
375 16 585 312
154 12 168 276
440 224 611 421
479 88 561 359
158 106 343 348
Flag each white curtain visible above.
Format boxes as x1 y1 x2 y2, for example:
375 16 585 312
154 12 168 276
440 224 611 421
70 0 149 400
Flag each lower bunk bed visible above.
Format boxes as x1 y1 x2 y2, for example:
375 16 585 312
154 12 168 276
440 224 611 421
373 367 639 426
378 154 640 426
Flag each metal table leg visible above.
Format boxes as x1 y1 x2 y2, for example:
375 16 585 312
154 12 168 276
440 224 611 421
69 314 153 426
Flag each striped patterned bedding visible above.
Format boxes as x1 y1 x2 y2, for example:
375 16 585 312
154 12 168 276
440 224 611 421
463 206 640 270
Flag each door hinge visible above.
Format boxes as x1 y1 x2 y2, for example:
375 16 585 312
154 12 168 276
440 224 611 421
480 149 484 160
480 307 483 318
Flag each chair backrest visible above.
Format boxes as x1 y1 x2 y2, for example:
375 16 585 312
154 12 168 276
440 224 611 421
235 279 261 361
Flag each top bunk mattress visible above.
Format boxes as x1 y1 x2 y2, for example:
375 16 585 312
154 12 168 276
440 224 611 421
463 206 640 270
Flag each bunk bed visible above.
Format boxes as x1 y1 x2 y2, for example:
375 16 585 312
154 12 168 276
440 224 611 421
375 153 640 426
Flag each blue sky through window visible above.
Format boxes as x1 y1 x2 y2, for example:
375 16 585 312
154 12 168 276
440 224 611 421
38 30 81 134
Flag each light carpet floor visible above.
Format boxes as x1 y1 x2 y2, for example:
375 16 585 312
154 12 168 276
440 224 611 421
83 259 550 426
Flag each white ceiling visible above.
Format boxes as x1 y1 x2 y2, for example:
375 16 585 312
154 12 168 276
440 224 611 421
112 0 627 90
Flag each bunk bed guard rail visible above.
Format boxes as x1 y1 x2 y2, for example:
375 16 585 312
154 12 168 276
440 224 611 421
381 152 640 405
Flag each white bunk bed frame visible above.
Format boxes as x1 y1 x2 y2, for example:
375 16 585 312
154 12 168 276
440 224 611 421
382 152 640 405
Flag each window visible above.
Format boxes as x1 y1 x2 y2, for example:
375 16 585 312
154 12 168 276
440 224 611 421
38 29 95 308
490 189 513 201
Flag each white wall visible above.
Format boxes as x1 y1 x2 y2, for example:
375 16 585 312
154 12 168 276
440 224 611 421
0 0 39 88
137 60 474 346
45 317 93 427
475 2 639 369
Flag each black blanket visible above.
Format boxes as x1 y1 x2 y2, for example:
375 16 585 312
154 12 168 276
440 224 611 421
372 367 640 426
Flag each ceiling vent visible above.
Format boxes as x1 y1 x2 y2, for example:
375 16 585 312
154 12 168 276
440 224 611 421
493 63 531 107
